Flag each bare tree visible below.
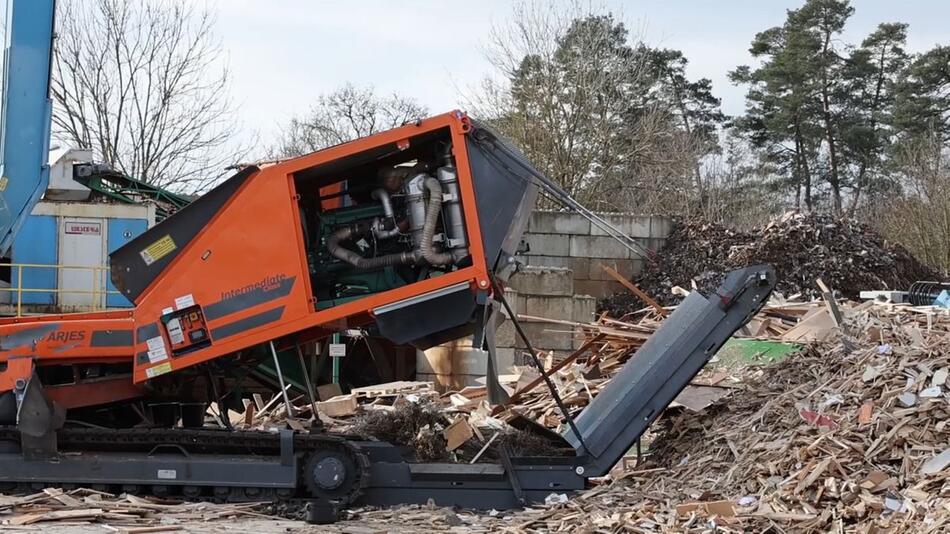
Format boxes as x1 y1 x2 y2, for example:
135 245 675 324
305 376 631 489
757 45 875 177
52 0 241 192
276 84 428 157
877 132 950 274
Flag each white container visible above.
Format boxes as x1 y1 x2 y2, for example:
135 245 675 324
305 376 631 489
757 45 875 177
45 147 93 201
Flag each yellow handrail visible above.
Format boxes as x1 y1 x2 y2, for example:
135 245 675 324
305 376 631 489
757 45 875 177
0 262 123 317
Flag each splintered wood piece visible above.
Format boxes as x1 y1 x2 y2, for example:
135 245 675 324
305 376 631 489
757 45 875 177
443 419 474 451
243 403 256 427
316 395 358 418
9 508 105 525
857 402 874 424
316 382 343 401
601 264 668 317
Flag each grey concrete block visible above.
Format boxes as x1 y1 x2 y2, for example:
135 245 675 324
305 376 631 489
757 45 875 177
570 235 630 259
516 322 575 351
573 280 625 299
509 267 574 296
650 217 675 239
529 211 591 235
568 257 592 281
525 296 575 321
587 258 635 281
590 214 653 238
496 318 516 348
523 256 588 281
502 288 521 318
630 258 645 276
522 233 570 257
522 255 572 270
494 347 516 374
572 295 597 323
453 347 489 376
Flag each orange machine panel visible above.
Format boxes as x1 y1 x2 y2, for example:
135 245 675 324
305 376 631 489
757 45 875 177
0 110 540 408
126 112 492 383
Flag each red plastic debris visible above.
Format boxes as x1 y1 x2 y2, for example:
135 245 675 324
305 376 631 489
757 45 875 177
798 407 839 430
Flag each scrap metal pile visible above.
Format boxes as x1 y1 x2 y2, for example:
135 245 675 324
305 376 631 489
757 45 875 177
603 211 936 313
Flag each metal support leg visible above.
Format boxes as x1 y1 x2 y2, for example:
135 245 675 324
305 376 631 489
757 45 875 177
279 429 294 466
491 279 589 455
268 341 295 419
295 342 319 418
331 333 341 384
207 370 232 430
498 444 525 506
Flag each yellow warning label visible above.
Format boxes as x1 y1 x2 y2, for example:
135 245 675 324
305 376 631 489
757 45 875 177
145 361 172 379
140 235 177 266
0 177 8 192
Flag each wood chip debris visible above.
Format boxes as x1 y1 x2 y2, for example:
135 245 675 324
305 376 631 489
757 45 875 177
347 294 950 533
0 489 265 529
4 285 950 533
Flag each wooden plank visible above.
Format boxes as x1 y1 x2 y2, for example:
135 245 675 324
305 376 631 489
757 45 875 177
601 263 668 317
781 309 836 342
243 403 256 426
316 382 342 401
9 508 105 525
253 384 292 419
443 418 474 451
42 487 82 507
816 278 844 327
316 395 358 417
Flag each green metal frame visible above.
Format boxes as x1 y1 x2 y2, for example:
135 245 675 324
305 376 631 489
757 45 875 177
72 164 192 221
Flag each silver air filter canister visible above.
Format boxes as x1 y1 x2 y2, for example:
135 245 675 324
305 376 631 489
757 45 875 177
405 173 428 248
437 164 469 260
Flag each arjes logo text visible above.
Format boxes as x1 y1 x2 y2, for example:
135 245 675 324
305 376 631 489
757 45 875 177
47 331 85 342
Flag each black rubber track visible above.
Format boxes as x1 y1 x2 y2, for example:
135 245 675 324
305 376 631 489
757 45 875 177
0 426 371 505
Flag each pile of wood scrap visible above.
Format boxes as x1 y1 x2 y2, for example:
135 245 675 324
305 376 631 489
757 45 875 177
0 487 267 530
224 295 828 456
602 211 936 312
342 299 950 533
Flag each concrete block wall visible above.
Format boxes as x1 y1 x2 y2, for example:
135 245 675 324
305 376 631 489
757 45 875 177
497 268 599 365
418 211 673 389
518 212 672 299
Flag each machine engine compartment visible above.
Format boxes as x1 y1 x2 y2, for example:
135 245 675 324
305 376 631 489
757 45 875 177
295 128 471 310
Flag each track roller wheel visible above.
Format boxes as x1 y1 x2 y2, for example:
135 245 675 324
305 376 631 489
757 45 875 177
302 449 361 504
212 486 230 502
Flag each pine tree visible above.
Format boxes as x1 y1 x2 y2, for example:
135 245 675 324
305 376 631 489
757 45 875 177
840 23 909 214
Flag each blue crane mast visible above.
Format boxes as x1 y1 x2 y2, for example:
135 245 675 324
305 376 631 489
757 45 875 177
0 0 55 255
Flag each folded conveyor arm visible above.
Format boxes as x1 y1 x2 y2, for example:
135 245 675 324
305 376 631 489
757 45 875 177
566 265 777 477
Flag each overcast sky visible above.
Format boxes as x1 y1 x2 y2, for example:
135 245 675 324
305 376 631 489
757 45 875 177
211 1 947 149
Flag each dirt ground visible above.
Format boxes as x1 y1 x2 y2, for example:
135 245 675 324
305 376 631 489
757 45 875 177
31 510 506 533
